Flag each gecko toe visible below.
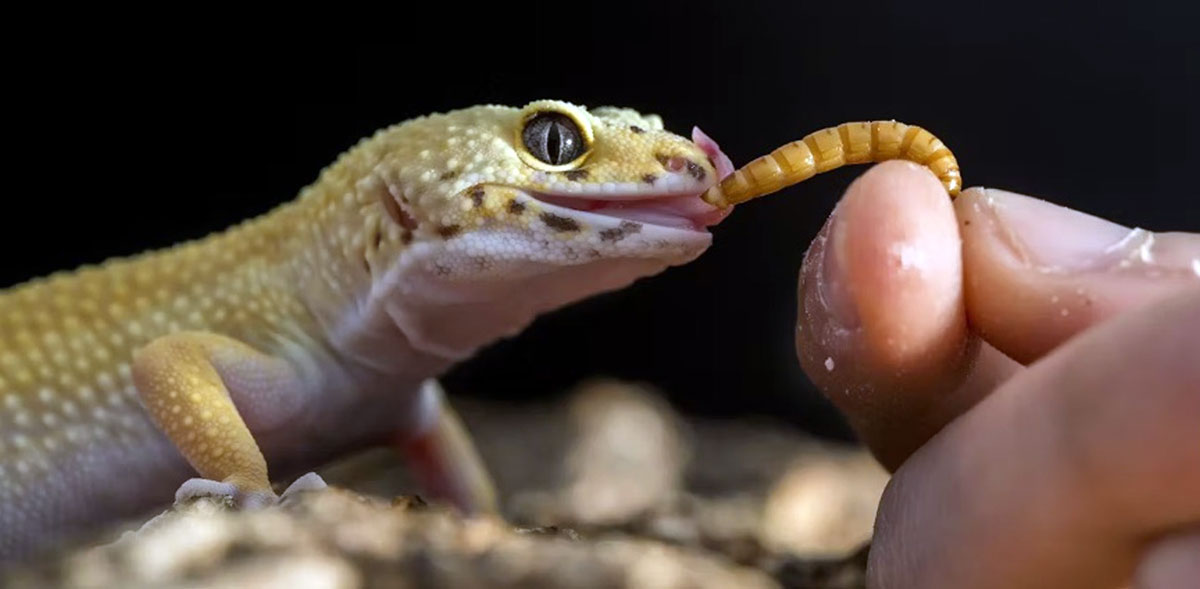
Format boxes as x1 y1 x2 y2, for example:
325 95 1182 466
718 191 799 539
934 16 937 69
173 477 277 509
279 472 328 503
174 477 239 505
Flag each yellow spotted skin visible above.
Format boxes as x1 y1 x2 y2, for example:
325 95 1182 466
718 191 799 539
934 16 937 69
0 213 326 560
0 100 721 563
702 121 961 207
368 101 709 239
132 333 290 497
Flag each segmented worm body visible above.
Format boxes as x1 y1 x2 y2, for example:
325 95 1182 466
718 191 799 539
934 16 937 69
701 121 961 208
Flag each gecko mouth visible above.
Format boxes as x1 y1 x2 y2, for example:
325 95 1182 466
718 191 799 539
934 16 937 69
529 190 730 231
526 126 737 232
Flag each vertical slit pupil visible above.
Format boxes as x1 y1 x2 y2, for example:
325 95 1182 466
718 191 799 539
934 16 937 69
548 123 563 164
523 112 584 166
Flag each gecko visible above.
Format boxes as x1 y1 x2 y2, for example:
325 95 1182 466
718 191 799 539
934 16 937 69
0 100 737 564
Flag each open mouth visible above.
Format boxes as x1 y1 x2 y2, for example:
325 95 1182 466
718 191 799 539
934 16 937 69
530 190 729 231
526 127 737 232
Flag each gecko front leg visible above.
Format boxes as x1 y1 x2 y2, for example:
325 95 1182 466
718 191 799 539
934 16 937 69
131 331 324 508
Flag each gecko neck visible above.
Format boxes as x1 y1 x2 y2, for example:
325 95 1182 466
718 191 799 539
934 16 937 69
368 235 674 366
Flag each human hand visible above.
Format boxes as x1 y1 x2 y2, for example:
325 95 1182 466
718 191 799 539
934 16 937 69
794 161 1200 588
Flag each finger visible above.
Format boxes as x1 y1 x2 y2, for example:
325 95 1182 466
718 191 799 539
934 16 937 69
869 287 1200 589
796 161 1022 468
956 187 1200 364
1134 530 1200 589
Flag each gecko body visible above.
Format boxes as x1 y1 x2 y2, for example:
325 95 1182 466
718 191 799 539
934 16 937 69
0 100 732 563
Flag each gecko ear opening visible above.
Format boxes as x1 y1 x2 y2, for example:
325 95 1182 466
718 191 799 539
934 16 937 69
515 100 594 172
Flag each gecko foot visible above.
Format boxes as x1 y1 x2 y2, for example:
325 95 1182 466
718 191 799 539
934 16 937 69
174 478 275 509
173 472 327 510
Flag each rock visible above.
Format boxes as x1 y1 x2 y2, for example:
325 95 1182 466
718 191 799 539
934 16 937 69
760 452 888 556
561 380 689 526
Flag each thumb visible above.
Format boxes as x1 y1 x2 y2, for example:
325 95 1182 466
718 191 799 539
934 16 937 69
955 188 1200 364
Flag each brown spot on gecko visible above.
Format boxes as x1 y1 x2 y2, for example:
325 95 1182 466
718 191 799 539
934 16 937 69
599 221 642 242
540 212 580 232
564 170 589 181
437 224 462 239
630 125 645 134
467 185 486 208
401 231 413 245
507 199 526 215
641 174 658 184
380 189 419 231
684 159 706 181
440 171 457 181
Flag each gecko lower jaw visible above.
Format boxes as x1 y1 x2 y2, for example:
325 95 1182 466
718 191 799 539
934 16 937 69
528 190 731 232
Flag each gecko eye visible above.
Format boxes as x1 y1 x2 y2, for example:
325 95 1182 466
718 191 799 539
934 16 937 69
522 112 587 166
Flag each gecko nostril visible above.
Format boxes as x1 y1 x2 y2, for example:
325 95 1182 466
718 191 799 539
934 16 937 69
656 154 688 173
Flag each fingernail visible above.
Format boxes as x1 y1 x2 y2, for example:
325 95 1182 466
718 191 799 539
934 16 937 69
976 188 1148 272
817 207 861 328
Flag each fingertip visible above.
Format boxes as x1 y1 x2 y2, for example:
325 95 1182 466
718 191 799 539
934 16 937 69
796 162 980 464
798 161 958 377
838 161 967 372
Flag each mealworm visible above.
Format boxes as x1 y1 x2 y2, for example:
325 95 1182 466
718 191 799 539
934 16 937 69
701 121 960 208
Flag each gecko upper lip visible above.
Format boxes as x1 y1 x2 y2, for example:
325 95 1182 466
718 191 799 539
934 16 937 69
529 189 731 231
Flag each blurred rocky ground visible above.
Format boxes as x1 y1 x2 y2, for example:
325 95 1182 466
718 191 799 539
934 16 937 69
4 379 888 589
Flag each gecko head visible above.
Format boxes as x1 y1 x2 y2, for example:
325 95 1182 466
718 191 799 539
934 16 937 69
373 99 733 262
361 100 735 359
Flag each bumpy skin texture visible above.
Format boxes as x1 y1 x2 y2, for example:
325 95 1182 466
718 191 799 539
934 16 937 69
0 100 726 562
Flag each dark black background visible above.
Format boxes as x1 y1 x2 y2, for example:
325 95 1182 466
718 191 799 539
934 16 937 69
6 3 1197 441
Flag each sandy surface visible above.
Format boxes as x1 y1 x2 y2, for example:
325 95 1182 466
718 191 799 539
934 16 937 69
4 379 887 589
